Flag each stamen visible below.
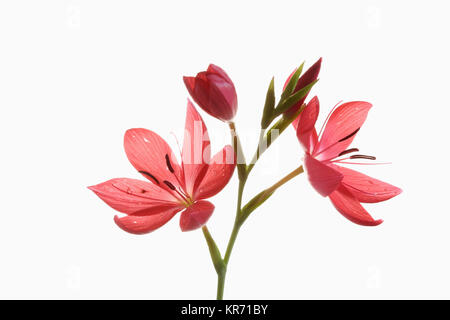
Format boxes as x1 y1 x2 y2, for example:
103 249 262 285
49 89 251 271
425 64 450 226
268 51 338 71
162 181 192 205
338 128 360 142
313 128 361 158
165 154 174 173
338 148 359 157
349 154 376 160
163 180 176 190
139 171 159 184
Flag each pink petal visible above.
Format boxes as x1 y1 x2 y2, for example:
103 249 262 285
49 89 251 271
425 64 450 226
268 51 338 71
206 65 237 115
207 64 234 87
329 185 383 226
334 166 402 203
88 178 182 215
183 76 196 94
296 96 319 153
195 145 236 200
124 128 184 193
304 154 343 197
114 207 181 235
179 200 214 232
314 101 372 161
284 57 322 117
181 101 211 197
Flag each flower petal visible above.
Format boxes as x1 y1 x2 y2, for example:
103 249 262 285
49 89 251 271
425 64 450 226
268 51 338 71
334 166 402 203
114 207 180 235
314 101 372 161
195 145 236 200
88 178 182 215
179 200 214 232
206 65 237 115
329 185 383 226
304 154 343 197
182 101 211 197
124 128 184 192
296 96 319 153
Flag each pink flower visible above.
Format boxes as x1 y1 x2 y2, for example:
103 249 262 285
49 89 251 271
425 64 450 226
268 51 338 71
88 101 236 234
183 64 237 122
296 96 402 226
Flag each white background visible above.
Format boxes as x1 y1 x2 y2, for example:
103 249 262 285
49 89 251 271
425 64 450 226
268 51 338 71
0 0 448 299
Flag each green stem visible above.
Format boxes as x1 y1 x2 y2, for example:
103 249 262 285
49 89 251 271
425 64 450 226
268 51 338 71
240 165 304 224
224 179 245 264
206 120 304 300
216 271 225 300
265 165 304 194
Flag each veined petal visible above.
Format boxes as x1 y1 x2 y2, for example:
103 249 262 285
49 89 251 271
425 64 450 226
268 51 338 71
195 145 236 200
179 200 214 232
88 178 182 215
304 154 343 197
114 207 180 235
182 101 211 197
335 166 402 203
296 96 319 153
124 128 184 192
314 101 372 161
329 185 383 226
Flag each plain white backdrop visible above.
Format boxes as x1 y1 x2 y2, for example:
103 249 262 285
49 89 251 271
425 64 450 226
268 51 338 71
0 0 449 299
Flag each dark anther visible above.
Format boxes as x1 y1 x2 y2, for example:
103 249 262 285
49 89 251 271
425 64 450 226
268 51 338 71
139 171 160 184
338 128 360 142
350 154 376 160
163 180 176 190
165 154 174 173
338 148 359 157
141 189 147 193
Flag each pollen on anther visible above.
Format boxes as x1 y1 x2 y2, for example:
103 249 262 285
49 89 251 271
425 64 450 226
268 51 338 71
165 154 175 173
338 128 360 142
163 180 176 190
338 148 359 157
350 154 376 160
139 170 160 185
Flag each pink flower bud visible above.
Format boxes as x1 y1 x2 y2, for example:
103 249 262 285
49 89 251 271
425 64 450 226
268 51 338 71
184 64 237 122
284 58 322 117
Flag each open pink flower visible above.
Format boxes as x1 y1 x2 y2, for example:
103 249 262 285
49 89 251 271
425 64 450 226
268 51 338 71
183 64 237 122
296 96 401 226
88 101 236 234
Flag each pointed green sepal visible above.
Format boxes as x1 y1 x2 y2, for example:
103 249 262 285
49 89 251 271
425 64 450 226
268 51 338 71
260 77 276 129
239 189 275 224
280 62 304 102
273 79 318 117
202 226 226 275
